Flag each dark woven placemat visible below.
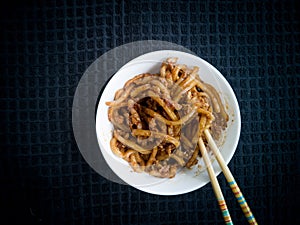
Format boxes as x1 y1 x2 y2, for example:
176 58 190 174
1 1 299 225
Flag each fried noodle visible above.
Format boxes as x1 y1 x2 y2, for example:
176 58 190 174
106 58 228 178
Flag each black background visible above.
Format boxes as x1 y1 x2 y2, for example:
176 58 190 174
1 1 299 224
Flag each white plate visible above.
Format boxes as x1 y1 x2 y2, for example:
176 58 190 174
96 50 241 195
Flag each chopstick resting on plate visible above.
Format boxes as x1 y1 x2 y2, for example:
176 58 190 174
201 129 258 225
198 137 233 225
204 130 257 224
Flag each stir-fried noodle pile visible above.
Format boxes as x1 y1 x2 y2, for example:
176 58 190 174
106 58 228 178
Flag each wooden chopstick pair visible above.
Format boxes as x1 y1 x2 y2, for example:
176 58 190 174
198 129 258 225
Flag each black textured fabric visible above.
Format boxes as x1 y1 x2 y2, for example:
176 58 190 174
1 1 299 225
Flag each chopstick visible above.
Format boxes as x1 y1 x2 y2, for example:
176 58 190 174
204 129 258 225
198 137 233 225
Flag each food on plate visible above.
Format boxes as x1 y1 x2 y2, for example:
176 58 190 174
106 58 228 178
